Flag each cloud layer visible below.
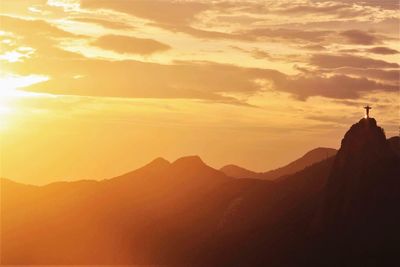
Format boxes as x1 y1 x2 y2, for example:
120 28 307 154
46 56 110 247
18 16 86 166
0 0 398 105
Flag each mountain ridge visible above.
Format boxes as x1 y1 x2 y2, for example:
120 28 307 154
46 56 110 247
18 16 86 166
221 147 337 180
1 118 399 266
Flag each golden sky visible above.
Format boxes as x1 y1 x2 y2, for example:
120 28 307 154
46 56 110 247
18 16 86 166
0 0 399 184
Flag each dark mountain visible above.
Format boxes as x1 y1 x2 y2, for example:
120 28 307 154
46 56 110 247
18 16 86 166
1 155 235 264
388 136 400 157
0 154 335 266
220 147 337 179
200 118 400 266
1 118 398 266
220 164 260 179
317 118 400 266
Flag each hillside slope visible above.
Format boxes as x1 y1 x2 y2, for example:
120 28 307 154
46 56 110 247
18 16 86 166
220 147 337 180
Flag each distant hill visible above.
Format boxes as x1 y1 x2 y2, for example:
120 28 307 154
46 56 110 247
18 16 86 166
1 119 399 266
1 155 234 264
220 147 337 180
220 164 260 179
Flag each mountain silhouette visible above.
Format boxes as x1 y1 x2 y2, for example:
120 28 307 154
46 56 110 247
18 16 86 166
388 136 400 157
1 155 233 264
220 164 260 179
200 118 399 266
221 147 337 179
316 118 400 266
1 118 398 266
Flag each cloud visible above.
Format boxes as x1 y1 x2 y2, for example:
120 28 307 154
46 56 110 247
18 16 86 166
150 23 333 44
243 28 332 43
367 46 399 55
306 114 358 124
338 48 361 53
312 0 400 10
0 15 84 59
2 2 399 104
91 35 170 55
79 0 333 44
70 17 134 30
80 0 208 25
329 68 400 82
232 46 305 63
301 44 326 51
7 51 397 103
0 15 77 38
79 0 249 42
250 49 271 59
340 30 379 45
149 22 243 40
77 0 394 51
277 3 348 14
275 74 398 100
5 54 282 103
310 54 399 69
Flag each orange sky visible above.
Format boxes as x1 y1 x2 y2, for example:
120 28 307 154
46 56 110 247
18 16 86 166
0 0 399 185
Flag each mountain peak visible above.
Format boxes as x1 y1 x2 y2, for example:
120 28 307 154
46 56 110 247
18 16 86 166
172 155 205 167
143 157 170 169
170 155 228 180
336 117 390 166
150 157 170 165
125 157 170 177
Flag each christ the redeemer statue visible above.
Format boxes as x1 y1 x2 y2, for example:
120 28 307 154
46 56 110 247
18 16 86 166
364 105 372 118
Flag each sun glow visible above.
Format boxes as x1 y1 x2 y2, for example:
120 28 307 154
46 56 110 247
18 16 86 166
0 51 26 62
0 73 48 94
0 74 49 130
0 46 35 62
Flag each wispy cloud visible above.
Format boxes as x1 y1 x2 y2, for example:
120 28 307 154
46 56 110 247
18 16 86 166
70 17 135 30
91 35 170 55
340 30 379 45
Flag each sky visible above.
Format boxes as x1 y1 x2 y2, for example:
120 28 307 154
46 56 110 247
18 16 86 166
0 0 399 185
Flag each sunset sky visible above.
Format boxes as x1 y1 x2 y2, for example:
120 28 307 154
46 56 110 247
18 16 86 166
0 0 399 185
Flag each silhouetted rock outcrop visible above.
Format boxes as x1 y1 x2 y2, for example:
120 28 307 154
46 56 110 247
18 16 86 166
319 118 400 266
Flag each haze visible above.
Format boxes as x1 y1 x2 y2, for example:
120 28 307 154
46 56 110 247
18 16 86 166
0 0 399 185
